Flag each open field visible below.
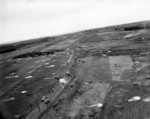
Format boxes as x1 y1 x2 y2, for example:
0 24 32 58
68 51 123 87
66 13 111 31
0 21 150 119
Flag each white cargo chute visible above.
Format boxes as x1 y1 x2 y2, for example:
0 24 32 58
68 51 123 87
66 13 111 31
128 96 141 102
59 78 68 84
142 97 150 102
59 78 68 89
89 103 103 108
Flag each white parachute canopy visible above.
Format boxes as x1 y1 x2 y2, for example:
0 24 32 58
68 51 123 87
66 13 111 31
142 97 150 102
90 103 103 107
59 78 68 84
128 96 141 102
21 91 27 94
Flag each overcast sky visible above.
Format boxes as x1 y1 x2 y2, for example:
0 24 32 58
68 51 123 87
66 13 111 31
0 0 150 44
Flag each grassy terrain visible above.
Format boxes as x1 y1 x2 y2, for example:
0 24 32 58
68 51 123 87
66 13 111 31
0 21 150 119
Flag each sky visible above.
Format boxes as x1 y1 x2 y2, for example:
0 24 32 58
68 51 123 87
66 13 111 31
0 0 150 44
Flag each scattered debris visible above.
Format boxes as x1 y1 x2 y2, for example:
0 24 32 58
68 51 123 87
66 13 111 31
27 58 31 60
135 61 140 64
41 96 46 102
45 63 50 65
37 65 42 68
1 97 15 102
128 96 141 102
49 88 54 93
5 74 19 78
142 97 150 102
146 76 150 80
52 73 55 75
102 54 107 57
17 59 21 61
14 114 20 118
28 70 35 74
11 73 15 75
61 63 65 66
83 82 89 85
68 55 73 62
7 59 12 62
35 61 40 63
54 77 59 80
41 96 50 104
44 99 50 104
48 65 55 68
67 48 69 51
5 76 12 78
28 65 34 68
0 65 4 67
66 71 71 76
44 77 51 80
114 64 118 67
14 75 19 78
